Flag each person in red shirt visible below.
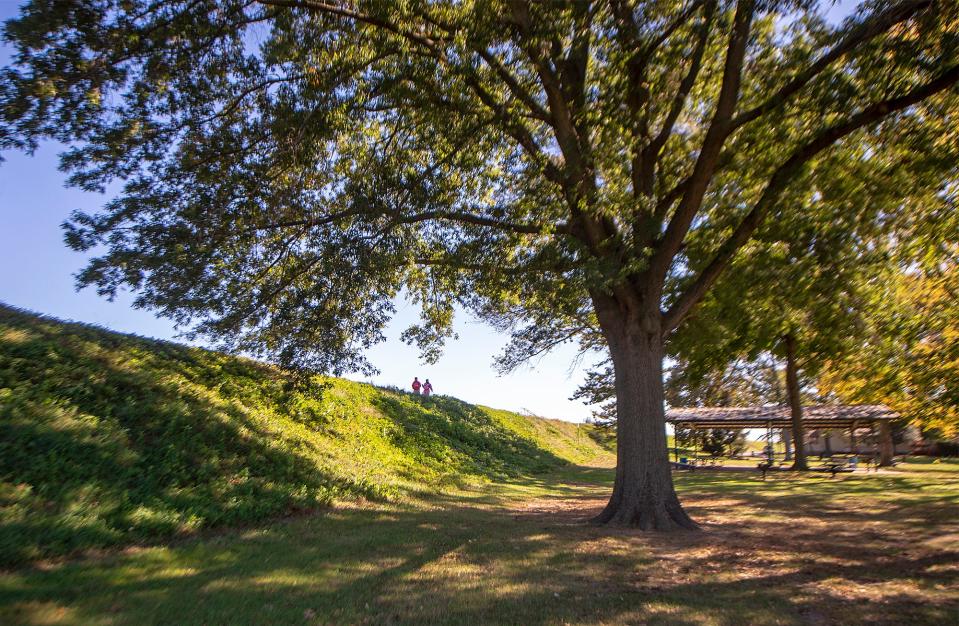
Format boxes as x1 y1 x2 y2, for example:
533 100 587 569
422 379 433 397
411 377 421 395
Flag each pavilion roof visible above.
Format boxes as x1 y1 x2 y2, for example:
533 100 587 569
665 405 897 429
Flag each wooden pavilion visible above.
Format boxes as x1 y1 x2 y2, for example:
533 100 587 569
665 404 898 466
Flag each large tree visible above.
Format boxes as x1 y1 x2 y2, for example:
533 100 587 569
2 0 957 529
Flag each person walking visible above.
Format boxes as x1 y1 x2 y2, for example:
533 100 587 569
422 379 433 397
411 377 421 395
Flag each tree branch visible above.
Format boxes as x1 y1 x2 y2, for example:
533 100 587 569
730 0 933 132
662 63 959 335
412 256 580 276
258 0 444 48
412 8 553 123
248 206 568 237
640 0 708 65
647 0 755 287
507 0 615 257
647 2 716 162
508 0 584 173
260 0 563 185
473 47 552 122
400 210 569 236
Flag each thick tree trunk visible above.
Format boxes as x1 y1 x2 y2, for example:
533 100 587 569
783 334 809 471
593 310 698 530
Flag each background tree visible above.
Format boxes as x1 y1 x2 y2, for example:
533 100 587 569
664 113 959 468
821 253 959 440
665 358 764 458
2 0 958 529
670 425 746 459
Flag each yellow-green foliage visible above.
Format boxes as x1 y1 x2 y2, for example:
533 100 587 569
0 304 607 565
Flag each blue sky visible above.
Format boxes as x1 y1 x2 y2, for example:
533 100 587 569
0 136 600 421
0 1 600 421
0 0 859 422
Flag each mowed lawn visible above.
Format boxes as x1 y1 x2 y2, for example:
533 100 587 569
1 459 956 626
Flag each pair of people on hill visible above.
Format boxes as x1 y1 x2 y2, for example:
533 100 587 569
411 377 433 397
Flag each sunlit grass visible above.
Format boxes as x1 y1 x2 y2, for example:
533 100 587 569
2 304 956 624
0 304 609 566
1 460 955 625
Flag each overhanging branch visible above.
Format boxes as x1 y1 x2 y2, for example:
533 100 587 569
647 0 755 286
730 0 933 132
662 63 959 335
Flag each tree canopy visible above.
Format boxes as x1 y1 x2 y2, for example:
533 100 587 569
3 0 957 528
822 254 959 439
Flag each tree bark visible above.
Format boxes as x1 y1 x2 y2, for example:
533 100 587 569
878 420 894 467
593 306 698 530
783 334 809 471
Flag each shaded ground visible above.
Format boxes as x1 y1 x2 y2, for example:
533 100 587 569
1 460 957 625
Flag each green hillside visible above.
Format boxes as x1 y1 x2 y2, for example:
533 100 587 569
0 304 608 566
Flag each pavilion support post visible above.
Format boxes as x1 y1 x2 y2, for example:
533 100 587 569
850 421 858 455
783 334 809 470
766 422 773 463
879 420 894 467
783 428 793 461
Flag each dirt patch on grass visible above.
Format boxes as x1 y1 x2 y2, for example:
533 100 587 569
502 473 959 625
2 464 956 626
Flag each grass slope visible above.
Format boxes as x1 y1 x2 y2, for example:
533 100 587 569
0 304 607 566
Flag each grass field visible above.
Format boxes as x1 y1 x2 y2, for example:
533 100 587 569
1 458 956 625
2 304 957 624
0 304 606 566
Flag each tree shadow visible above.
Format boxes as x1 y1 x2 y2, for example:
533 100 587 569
370 393 568 479
0 310 380 566
3 478 956 625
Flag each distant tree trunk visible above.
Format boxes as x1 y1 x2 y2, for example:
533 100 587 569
783 428 793 461
878 421 894 467
593 302 697 530
783 334 809 471
824 430 832 455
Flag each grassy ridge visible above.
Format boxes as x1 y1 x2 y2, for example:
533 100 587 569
0 304 607 566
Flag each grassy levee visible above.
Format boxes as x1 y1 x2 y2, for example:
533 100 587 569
0 304 609 566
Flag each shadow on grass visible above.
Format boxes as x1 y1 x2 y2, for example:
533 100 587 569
0 314 379 566
370 393 568 480
676 471 959 539
2 464 957 626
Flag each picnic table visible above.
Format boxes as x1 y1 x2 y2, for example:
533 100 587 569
817 460 854 477
672 456 726 471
